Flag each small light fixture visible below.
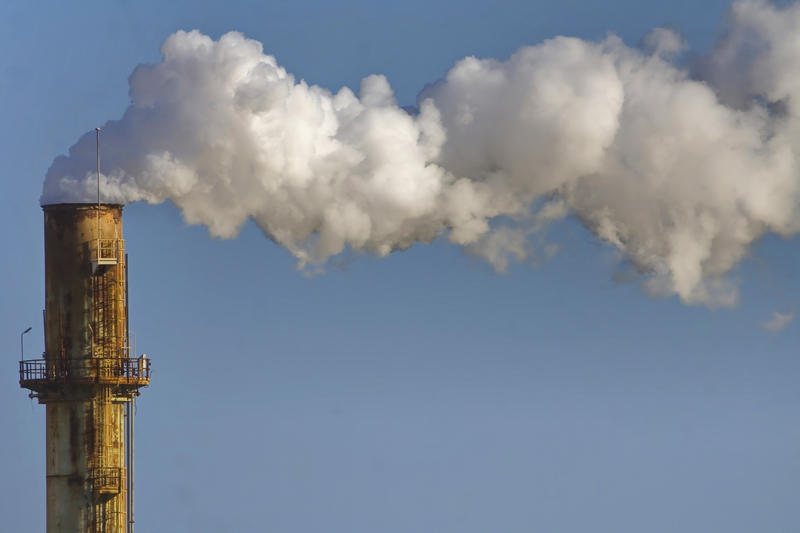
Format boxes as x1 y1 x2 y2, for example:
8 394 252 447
20 327 32 361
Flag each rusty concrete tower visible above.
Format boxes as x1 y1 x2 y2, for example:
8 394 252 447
20 203 150 532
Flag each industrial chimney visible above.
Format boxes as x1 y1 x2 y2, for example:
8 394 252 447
20 203 150 532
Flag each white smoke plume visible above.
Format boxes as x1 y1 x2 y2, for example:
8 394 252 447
762 311 796 332
42 0 800 307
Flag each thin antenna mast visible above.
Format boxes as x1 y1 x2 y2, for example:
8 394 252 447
96 127 101 239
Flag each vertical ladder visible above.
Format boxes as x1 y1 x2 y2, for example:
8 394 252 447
91 267 121 360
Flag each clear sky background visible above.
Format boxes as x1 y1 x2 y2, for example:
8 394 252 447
3 1 800 531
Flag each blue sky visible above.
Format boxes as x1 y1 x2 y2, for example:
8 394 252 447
3 1 800 531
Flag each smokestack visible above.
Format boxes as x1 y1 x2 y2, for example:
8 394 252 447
20 203 149 532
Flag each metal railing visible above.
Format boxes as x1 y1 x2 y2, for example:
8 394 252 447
90 466 123 494
89 238 123 266
99 239 117 259
19 357 150 386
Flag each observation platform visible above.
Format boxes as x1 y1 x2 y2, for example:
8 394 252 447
19 357 150 392
90 466 124 496
90 238 123 272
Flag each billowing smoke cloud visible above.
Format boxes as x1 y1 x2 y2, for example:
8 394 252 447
43 0 800 307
